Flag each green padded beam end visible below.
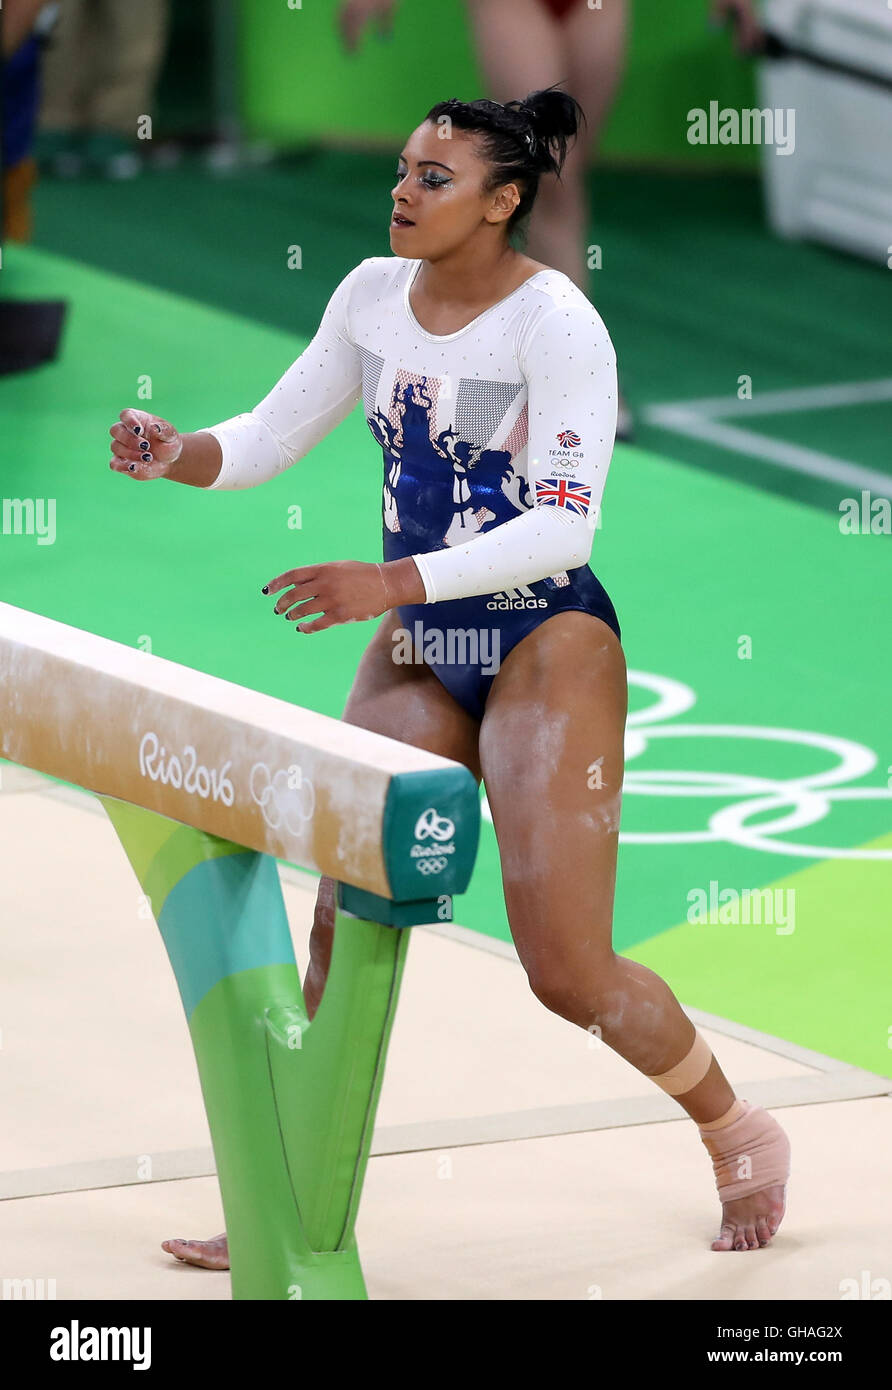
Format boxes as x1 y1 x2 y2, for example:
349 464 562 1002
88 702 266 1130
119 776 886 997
382 765 480 903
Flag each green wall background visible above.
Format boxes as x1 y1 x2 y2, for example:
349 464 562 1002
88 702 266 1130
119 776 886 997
238 0 758 166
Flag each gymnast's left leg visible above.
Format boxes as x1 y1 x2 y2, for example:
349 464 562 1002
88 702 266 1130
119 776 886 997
477 611 791 1251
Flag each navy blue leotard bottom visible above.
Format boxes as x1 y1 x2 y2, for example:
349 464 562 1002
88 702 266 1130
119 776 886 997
385 539 621 722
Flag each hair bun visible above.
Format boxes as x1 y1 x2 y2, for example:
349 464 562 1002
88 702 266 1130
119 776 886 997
505 85 584 170
521 87 583 143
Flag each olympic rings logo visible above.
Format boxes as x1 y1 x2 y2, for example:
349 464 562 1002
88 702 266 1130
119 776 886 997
481 671 892 860
416 856 449 875
250 761 315 837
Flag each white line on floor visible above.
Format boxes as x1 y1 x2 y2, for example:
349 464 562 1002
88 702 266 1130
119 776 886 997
643 409 892 493
646 377 892 421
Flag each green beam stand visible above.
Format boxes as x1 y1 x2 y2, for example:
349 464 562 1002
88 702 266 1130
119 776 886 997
99 796 412 1300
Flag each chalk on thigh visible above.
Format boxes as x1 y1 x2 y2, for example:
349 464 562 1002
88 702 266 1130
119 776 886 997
478 613 626 984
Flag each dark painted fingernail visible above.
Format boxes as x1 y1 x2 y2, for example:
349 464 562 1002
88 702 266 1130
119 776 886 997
141 451 152 461
128 463 136 472
133 424 142 435
261 586 269 594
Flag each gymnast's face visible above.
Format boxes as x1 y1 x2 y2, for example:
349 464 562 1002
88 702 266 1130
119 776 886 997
390 121 520 258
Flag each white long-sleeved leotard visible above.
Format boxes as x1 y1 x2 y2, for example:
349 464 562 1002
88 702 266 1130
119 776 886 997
203 256 618 605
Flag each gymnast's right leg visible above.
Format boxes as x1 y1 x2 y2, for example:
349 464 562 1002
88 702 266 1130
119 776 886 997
162 610 483 1269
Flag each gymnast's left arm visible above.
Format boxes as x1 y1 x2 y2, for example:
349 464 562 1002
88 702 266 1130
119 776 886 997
409 300 618 604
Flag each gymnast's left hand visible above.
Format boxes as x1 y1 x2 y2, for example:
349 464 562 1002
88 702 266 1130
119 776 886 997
263 559 421 633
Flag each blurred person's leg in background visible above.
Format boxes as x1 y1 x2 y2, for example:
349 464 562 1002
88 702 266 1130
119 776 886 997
3 2 57 240
2 155 38 241
86 0 170 175
465 0 627 292
1 3 68 371
35 0 92 174
39 0 170 178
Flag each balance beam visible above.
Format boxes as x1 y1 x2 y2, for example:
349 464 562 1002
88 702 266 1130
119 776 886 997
0 601 478 922
0 603 481 1298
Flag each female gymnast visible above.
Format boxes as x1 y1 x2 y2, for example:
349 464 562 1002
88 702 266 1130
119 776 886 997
338 0 767 444
109 87 790 1272
342 0 635 439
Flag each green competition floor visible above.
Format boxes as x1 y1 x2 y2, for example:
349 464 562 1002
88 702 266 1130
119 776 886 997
2 161 890 1079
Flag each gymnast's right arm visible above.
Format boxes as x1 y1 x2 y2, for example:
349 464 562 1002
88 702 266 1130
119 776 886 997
108 263 365 488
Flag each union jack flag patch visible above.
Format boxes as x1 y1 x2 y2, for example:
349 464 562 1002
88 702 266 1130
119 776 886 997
535 477 592 517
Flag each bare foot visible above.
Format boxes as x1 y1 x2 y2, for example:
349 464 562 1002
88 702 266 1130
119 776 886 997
161 1233 230 1269
711 1183 787 1251
700 1101 790 1251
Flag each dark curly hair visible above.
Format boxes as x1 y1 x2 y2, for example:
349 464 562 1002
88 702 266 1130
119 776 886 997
424 84 586 243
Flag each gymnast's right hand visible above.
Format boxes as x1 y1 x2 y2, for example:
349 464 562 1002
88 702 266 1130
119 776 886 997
109 407 184 480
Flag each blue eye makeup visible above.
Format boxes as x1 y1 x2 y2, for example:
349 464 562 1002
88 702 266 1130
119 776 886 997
395 166 451 189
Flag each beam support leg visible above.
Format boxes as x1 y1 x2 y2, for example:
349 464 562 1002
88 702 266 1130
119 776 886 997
100 796 409 1300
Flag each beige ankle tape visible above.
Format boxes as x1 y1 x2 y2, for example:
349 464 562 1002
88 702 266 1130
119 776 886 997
699 1100 792 1202
646 1030 713 1096
699 1098 746 1132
